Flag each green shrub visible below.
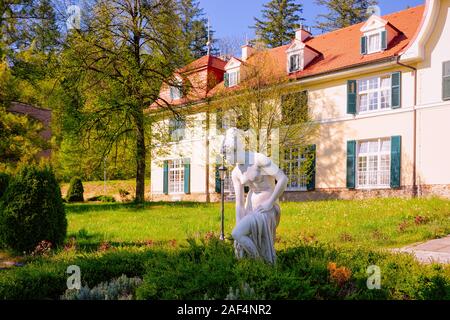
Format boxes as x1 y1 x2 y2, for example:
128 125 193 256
66 177 84 202
0 165 67 253
0 249 154 300
61 274 142 300
87 195 116 203
0 172 10 199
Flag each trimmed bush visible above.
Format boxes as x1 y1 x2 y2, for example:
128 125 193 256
66 177 84 202
87 195 116 203
0 172 10 199
0 165 67 253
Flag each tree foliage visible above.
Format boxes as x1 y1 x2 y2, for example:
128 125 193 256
315 0 378 33
57 0 189 202
253 0 304 48
215 46 318 174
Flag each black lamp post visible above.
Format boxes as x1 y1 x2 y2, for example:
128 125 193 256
218 156 227 241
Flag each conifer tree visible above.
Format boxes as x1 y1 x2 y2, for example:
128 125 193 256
315 0 378 33
253 0 304 48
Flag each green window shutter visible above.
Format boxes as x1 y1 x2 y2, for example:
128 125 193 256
360 36 367 55
443 61 450 101
381 30 387 50
224 73 229 88
306 145 316 191
390 136 401 189
163 160 169 195
347 80 357 114
391 72 401 109
184 158 190 194
346 141 356 189
215 165 221 193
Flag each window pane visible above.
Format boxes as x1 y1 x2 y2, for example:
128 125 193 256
359 94 368 112
357 139 391 188
359 141 368 153
368 33 380 53
369 92 378 110
359 80 368 92
369 78 378 90
380 90 390 109
380 139 391 152
381 76 391 88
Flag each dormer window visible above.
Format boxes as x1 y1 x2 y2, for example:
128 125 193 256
289 54 301 72
360 15 393 55
368 33 381 53
225 70 240 87
170 80 183 100
361 31 387 54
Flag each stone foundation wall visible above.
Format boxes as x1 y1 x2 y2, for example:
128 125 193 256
418 184 450 199
148 185 450 202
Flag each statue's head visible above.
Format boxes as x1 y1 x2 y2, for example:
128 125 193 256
222 128 246 165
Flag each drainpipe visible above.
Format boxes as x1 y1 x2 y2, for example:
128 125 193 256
395 55 418 198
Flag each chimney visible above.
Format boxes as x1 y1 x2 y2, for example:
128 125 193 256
295 24 312 42
241 44 255 61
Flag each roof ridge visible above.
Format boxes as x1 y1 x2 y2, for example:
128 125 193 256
272 4 426 51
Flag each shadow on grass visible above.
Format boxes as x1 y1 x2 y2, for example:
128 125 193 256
66 201 219 214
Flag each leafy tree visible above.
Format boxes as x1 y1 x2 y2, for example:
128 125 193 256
253 0 304 48
315 0 378 33
214 46 318 176
58 0 188 202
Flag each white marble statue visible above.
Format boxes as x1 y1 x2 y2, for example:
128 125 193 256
222 128 288 264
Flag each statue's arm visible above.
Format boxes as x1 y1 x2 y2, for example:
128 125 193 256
268 169 288 205
232 168 245 224
255 153 288 211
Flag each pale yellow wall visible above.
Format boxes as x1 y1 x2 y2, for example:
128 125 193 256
417 106 450 185
151 112 209 196
313 111 415 189
308 66 415 121
150 0 450 195
417 0 450 106
415 0 450 186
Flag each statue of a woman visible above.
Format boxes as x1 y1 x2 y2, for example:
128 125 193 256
222 128 288 264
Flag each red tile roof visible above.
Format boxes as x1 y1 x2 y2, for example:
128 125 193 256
291 4 425 78
152 4 425 109
178 55 227 74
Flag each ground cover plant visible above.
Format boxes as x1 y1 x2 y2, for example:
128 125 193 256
0 198 449 300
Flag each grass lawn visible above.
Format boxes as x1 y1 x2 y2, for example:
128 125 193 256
1 197 450 300
66 198 450 250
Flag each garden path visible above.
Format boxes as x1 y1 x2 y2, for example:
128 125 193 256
393 235 450 264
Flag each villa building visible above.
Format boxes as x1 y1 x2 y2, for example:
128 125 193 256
148 0 450 202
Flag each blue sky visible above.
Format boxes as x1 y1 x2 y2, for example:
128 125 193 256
199 0 425 39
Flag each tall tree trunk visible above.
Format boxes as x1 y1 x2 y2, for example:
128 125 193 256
134 110 146 202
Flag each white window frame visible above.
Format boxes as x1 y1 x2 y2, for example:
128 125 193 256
168 159 184 194
228 70 240 87
357 74 391 113
282 147 308 191
356 138 391 189
367 32 381 54
288 53 301 73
